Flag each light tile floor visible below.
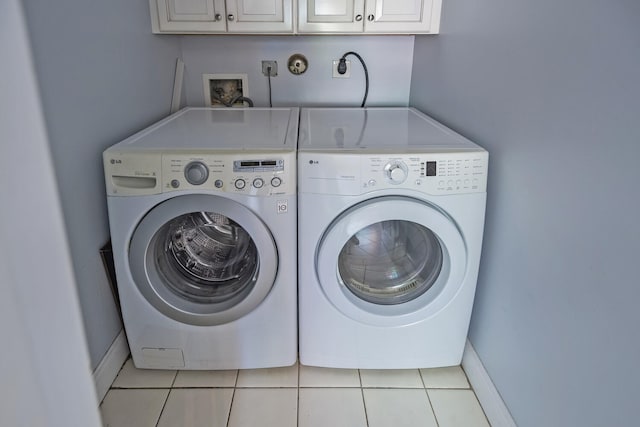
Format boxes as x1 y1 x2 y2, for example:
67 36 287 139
101 359 490 427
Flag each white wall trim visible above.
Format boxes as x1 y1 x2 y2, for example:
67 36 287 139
462 340 517 427
92 329 129 402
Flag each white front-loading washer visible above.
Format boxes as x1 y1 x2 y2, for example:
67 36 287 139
298 107 488 369
104 107 298 369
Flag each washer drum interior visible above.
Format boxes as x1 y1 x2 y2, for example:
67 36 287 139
156 211 259 304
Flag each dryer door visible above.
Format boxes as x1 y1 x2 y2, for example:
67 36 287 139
316 196 467 327
129 194 277 326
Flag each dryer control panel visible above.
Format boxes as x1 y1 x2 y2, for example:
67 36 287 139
299 151 488 196
104 150 296 197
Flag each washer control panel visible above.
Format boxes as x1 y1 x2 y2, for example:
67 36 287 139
162 153 293 196
299 151 488 196
103 150 294 196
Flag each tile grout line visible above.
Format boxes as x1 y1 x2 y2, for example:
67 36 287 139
101 357 129 404
252 385 472 391
427 397 443 427
419 369 441 427
225 370 240 427
153 370 177 427
459 365 492 426
297 361 301 427
357 369 371 427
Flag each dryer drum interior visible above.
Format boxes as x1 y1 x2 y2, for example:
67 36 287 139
337 220 443 305
154 211 259 304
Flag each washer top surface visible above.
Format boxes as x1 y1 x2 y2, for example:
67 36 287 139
299 108 483 153
110 107 298 152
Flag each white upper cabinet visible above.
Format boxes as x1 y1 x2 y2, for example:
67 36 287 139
154 0 227 32
151 0 294 33
364 0 440 33
150 0 440 34
226 0 293 32
298 0 441 34
298 0 365 33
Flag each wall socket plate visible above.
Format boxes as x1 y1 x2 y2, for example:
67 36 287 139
332 60 351 78
262 60 278 76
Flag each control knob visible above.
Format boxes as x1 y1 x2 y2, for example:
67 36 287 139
184 161 209 186
384 161 408 185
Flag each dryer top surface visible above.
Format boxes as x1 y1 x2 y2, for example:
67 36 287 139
108 107 299 152
299 108 485 154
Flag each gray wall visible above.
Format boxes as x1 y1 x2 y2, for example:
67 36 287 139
22 0 181 368
410 0 640 425
2 1 100 423
180 35 414 107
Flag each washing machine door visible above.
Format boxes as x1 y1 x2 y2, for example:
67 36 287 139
316 196 467 327
129 194 277 326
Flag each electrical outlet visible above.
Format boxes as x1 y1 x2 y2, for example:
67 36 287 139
333 60 351 78
262 60 277 76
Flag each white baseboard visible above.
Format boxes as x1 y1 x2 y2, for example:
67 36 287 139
462 340 517 427
92 329 129 402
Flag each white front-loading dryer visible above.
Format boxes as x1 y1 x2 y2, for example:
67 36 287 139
104 107 298 369
298 108 488 369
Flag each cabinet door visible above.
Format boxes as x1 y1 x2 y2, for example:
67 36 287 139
364 0 441 33
155 0 227 32
298 0 365 33
226 0 293 33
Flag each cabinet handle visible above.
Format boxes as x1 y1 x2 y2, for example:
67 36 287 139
228 14 235 21
214 13 221 21
367 14 375 22
355 14 363 22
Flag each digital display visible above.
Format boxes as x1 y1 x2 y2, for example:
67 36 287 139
240 161 260 167
233 159 284 173
426 161 437 176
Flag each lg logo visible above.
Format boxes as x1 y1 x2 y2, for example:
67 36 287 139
110 159 122 164
308 160 319 165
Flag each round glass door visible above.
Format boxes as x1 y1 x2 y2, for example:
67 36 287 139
338 220 443 305
129 194 277 326
316 196 467 327
155 211 259 306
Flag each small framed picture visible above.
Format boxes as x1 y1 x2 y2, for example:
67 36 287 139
202 74 250 107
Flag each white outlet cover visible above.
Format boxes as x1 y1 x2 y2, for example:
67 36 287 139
332 60 351 78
